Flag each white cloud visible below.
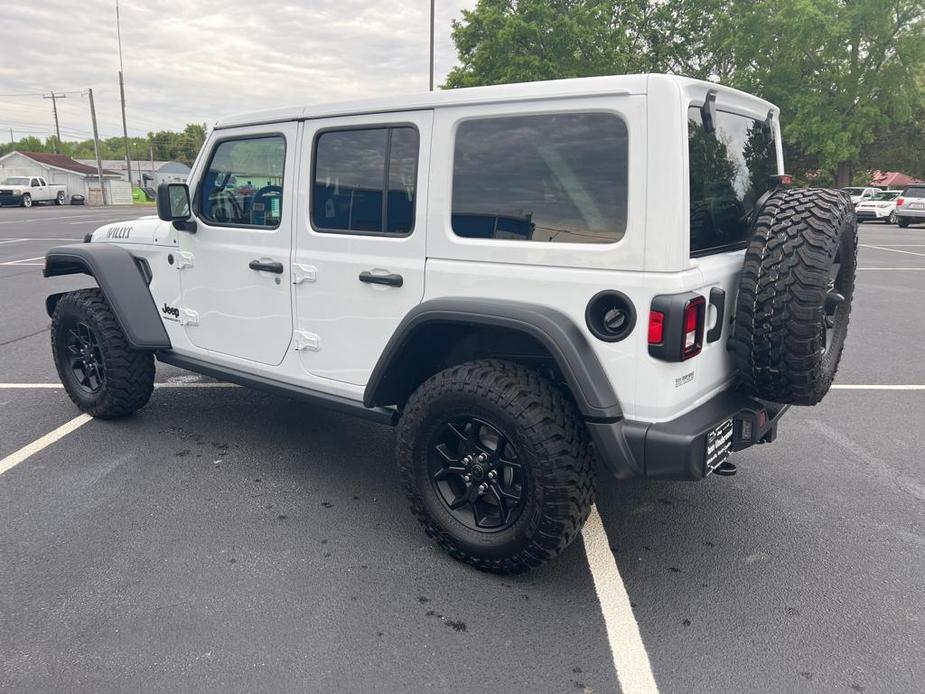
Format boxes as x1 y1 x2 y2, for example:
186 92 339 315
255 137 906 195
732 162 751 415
0 0 475 142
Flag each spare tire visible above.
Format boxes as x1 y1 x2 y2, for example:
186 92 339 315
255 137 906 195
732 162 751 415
731 188 857 405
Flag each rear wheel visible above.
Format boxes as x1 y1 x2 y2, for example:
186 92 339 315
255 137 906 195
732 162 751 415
55 191 65 205
898 217 910 228
21 193 32 208
52 289 155 418
396 360 594 574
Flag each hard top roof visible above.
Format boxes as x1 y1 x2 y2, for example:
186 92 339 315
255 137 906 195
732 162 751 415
214 74 775 130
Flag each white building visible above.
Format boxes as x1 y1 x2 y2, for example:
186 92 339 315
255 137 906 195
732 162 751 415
76 159 191 189
0 151 132 205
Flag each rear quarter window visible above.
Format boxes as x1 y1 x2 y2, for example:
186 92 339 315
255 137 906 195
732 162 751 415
451 112 628 244
903 186 925 197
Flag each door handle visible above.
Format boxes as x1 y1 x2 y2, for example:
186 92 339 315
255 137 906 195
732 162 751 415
359 270 403 287
249 259 284 274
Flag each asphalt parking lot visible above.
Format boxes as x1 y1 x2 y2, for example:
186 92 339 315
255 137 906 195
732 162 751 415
0 205 923 694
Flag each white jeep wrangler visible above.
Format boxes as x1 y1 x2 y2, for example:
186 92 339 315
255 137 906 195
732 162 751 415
44 75 856 574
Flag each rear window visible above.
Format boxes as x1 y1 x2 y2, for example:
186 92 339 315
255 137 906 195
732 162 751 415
903 186 925 197
688 107 776 256
451 112 628 243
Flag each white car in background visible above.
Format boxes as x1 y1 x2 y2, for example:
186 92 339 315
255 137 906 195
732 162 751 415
855 190 903 224
895 184 925 228
842 186 877 205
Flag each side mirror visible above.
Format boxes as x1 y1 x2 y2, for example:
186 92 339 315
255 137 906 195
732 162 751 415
157 182 196 232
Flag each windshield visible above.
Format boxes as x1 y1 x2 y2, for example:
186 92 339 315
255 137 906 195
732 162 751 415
842 187 864 195
872 191 899 201
2 177 29 185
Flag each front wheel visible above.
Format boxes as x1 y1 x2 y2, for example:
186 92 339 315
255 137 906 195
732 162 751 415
396 360 594 574
51 289 155 418
21 193 32 208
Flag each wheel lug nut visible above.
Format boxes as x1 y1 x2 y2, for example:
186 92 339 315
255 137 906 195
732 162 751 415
477 453 487 462
488 470 496 479
478 483 487 493
463 475 471 483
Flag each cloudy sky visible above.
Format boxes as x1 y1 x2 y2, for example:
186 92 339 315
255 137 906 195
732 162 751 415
0 0 476 144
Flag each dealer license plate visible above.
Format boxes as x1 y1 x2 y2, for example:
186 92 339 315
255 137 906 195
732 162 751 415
705 418 733 473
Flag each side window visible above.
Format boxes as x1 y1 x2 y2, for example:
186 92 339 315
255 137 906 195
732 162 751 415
688 107 776 256
31 178 40 187
451 112 628 243
312 126 419 235
199 135 286 228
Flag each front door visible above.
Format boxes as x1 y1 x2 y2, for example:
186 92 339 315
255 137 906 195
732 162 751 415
293 111 432 385
179 124 297 365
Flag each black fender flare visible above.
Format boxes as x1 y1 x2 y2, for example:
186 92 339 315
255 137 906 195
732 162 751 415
44 244 171 350
363 297 623 421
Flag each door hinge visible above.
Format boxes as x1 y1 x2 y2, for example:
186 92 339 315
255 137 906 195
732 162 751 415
178 308 199 326
292 263 317 284
175 251 195 269
293 330 320 351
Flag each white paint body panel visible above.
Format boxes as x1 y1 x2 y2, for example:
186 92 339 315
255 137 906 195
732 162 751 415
87 74 782 424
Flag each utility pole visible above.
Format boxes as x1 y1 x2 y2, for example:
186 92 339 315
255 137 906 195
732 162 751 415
87 88 107 206
43 92 67 153
429 0 435 91
149 141 154 189
116 0 132 188
9 128 13 145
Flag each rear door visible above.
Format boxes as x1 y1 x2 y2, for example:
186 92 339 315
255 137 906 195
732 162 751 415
292 111 432 385
178 124 297 365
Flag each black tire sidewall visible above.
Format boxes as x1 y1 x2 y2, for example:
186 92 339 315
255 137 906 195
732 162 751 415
404 390 543 561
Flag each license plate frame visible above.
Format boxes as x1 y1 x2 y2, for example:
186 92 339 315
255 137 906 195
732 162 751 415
705 418 734 474
909 202 924 209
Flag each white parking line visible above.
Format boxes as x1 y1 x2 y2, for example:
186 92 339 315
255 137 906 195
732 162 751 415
860 244 925 258
831 384 925 390
0 383 238 389
0 237 81 244
857 267 925 271
583 505 660 694
0 212 137 225
0 413 92 477
0 256 44 266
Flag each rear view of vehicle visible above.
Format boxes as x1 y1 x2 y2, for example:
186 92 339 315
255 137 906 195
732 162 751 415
855 190 902 223
895 184 925 227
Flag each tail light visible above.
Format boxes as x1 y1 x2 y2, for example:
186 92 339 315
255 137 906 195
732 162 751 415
648 292 706 362
896 197 905 206
681 297 706 360
648 311 665 344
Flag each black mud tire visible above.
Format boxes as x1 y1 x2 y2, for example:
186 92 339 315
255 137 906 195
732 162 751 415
396 359 594 575
898 217 910 228
51 289 155 418
732 188 857 405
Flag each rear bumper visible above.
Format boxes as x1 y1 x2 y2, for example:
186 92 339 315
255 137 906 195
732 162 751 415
587 390 788 481
896 208 925 220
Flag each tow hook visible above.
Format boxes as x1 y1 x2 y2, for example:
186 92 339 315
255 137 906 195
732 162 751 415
714 461 737 476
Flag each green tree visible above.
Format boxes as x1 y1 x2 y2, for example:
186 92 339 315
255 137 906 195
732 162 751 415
445 0 925 185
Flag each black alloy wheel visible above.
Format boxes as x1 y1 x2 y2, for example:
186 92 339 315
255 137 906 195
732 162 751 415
823 239 848 355
427 415 526 532
62 320 106 394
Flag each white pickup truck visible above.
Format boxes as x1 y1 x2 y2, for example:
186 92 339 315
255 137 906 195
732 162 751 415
0 176 68 207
